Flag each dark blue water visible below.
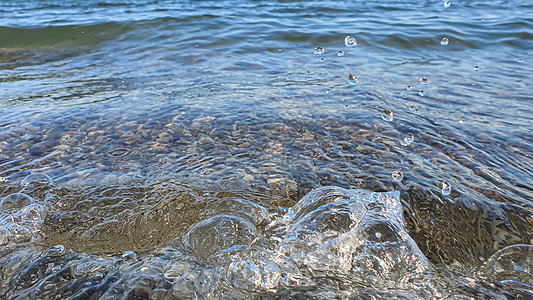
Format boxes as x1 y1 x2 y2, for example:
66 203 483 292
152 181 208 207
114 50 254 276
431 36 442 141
0 0 532 298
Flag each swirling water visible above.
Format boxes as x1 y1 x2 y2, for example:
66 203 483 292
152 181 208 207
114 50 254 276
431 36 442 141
0 0 532 298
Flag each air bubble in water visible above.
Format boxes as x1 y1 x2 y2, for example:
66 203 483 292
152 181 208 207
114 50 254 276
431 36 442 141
348 74 359 86
338 50 344 57
392 171 404 182
21 173 53 187
419 77 429 85
345 36 357 48
314 46 325 55
47 245 66 257
441 181 451 196
474 66 479 71
419 90 425 97
400 133 414 146
381 109 394 122
0 193 34 212
440 38 449 46
443 0 451 8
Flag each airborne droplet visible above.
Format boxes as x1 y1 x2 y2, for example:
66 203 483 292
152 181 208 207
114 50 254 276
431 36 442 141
344 36 357 48
400 133 414 146
314 46 325 55
381 109 394 122
392 171 404 182
348 74 359 86
441 181 452 196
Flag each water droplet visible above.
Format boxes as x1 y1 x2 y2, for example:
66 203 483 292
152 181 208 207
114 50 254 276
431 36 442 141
344 36 357 48
400 133 414 146
392 171 404 182
419 77 429 85
0 193 34 212
21 173 53 187
441 181 451 196
440 38 449 46
381 109 394 122
326 89 330 94
418 90 425 97
348 74 359 86
410 106 420 114
407 85 412 91
337 50 344 57
459 120 465 124
474 66 479 71
122 250 137 260
47 245 66 257
443 0 451 8
278 48 282 52
314 46 325 55
375 232 382 239
401 94 407 99
320 57 325 62
517 59 523 63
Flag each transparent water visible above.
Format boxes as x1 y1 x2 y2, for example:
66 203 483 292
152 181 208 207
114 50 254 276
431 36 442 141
1 0 532 298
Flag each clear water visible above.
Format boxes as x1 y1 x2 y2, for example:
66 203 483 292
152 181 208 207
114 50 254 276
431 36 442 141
1 0 533 298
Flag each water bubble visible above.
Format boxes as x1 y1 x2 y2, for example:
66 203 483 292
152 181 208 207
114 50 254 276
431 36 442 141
0 193 34 212
407 85 412 91
474 66 479 71
344 36 357 48
306 70 311 74
443 0 451 8
400 133 414 146
441 181 451 196
401 94 407 99
381 109 394 122
348 74 359 86
419 77 429 85
21 173 53 187
314 46 325 55
326 89 330 94
320 57 325 62
440 38 449 46
47 245 66 257
375 232 382 239
337 50 344 57
392 171 404 182
418 90 425 97
517 59 523 63
410 106 420 114
122 250 137 260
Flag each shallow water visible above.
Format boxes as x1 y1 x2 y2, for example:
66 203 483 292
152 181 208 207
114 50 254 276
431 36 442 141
1 0 533 298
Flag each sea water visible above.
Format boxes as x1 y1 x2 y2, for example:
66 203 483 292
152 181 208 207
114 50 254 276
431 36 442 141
1 0 532 298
